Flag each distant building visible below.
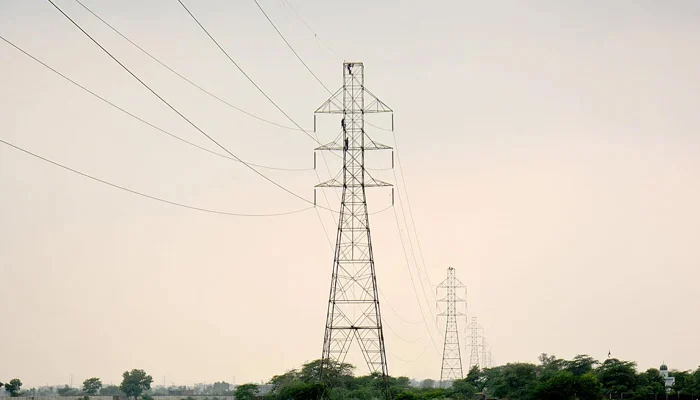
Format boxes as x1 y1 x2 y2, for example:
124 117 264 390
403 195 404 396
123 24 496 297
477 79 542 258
659 363 675 393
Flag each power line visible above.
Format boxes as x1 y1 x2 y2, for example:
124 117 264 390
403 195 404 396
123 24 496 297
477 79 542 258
252 0 332 95
0 35 312 173
176 0 319 144
378 288 425 325
393 166 439 328
392 206 442 356
46 0 322 209
393 131 433 285
78 0 339 224
0 138 312 217
366 120 393 132
383 321 427 344
387 344 431 364
73 0 309 133
174 0 341 220
247 3 392 178
279 0 341 59
392 132 437 305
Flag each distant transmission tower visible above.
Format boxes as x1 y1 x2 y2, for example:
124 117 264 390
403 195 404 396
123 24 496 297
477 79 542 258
467 317 483 369
315 62 393 385
481 339 493 369
437 267 466 384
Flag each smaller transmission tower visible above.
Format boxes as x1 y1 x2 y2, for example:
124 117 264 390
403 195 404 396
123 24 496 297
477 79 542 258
466 317 483 369
481 339 493 369
437 267 466 384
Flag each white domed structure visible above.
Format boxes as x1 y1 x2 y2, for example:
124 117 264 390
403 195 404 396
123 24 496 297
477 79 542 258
659 363 675 393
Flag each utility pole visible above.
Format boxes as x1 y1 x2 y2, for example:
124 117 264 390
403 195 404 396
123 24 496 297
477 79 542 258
437 267 466 385
315 62 393 397
466 317 483 369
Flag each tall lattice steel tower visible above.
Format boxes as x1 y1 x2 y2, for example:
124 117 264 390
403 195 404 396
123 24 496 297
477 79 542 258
467 317 483 369
437 267 466 384
481 340 493 369
314 62 393 380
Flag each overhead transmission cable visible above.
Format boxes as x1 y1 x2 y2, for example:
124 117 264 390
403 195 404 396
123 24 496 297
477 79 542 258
280 0 341 59
174 0 341 227
392 166 439 329
175 0 319 144
392 130 436 298
252 0 332 95
72 0 309 133
45 0 327 210
70 1 341 232
267 0 394 137
251 0 396 151
0 35 310 173
383 321 428 344
392 206 442 356
247 0 346 212
378 288 425 325
0 138 312 217
387 342 431 364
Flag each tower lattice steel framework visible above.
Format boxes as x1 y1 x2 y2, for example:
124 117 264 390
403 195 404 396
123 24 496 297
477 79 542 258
467 317 484 369
437 267 466 384
315 62 393 383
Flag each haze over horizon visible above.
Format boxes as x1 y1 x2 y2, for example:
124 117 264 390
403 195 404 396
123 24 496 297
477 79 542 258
1 0 699 388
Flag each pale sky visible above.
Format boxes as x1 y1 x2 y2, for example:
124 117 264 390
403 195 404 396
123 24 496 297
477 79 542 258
1 0 699 388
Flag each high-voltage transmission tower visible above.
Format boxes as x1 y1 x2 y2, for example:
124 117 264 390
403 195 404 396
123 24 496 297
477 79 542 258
315 62 393 387
437 267 466 385
481 340 493 369
466 317 484 369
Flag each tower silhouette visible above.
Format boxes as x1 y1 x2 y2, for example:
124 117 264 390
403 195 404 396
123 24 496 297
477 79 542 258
315 62 393 383
437 267 466 385
467 317 483 369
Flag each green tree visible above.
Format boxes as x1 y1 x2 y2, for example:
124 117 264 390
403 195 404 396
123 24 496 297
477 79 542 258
595 358 637 396
451 378 477 399
420 378 435 389
633 368 665 399
119 369 153 400
233 383 257 400
485 363 538 400
464 365 485 391
100 385 124 396
83 378 103 395
5 379 22 397
564 355 599 377
576 373 602 400
689 367 700 395
538 353 565 379
210 381 231 395
57 385 80 396
532 370 577 400
393 391 419 400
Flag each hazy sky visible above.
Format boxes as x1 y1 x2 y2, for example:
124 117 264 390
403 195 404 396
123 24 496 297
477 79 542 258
1 0 699 388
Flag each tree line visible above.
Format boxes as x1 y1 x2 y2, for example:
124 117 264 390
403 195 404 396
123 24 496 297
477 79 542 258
3 354 700 400
231 355 700 400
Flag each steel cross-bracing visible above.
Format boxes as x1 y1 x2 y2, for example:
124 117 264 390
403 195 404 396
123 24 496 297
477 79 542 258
315 62 393 395
467 317 484 369
437 267 466 385
481 339 493 369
